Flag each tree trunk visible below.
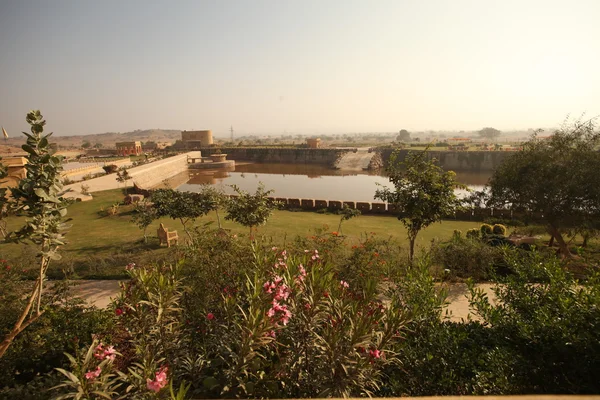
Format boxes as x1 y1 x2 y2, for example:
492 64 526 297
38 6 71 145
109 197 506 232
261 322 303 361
408 235 416 262
582 233 589 248
338 219 343 235
249 226 255 241
0 279 44 358
215 209 222 229
548 233 555 247
143 227 148 243
548 225 572 258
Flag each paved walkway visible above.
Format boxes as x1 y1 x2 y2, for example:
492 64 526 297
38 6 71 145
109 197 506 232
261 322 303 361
70 280 496 322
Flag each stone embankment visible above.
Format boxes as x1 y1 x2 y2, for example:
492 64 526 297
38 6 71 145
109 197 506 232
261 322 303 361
266 196 518 222
377 148 513 171
62 152 198 199
334 149 376 170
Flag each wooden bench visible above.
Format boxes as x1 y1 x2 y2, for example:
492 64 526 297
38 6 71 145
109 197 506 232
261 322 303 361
157 223 178 247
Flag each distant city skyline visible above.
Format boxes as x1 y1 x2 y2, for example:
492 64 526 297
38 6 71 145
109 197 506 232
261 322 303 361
1 0 599 136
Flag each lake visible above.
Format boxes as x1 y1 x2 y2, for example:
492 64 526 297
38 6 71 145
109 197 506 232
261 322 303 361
176 163 490 202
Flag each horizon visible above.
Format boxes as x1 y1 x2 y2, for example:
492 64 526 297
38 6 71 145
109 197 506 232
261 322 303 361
1 1 599 137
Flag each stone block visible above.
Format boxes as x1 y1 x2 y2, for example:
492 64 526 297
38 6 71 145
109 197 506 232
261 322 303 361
371 202 386 213
315 199 328 209
275 198 289 207
329 200 342 210
343 201 356 209
356 202 371 212
301 199 315 209
124 194 144 205
387 203 398 214
288 198 301 208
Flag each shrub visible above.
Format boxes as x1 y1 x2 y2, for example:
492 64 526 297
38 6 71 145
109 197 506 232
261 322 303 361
452 229 462 240
102 164 118 174
468 249 600 393
431 237 505 281
465 228 480 240
492 224 507 236
480 223 493 236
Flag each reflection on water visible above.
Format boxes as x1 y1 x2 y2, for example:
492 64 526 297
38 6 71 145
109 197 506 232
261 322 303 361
177 163 490 202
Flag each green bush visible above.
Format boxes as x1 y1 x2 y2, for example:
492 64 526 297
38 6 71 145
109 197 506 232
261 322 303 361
480 223 493 236
431 237 505 281
465 228 480 240
492 224 507 236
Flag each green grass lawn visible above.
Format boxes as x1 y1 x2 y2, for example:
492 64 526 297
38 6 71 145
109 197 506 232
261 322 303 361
14 188 597 278
1 189 480 256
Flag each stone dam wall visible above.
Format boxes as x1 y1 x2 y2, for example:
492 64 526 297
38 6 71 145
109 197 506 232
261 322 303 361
201 147 348 166
378 149 513 172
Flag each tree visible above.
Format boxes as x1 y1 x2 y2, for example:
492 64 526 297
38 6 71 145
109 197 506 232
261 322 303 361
477 127 501 140
225 183 278 240
197 185 228 229
0 110 69 358
337 204 361 235
116 169 131 187
81 141 91 149
374 149 466 261
397 129 411 142
93 142 103 149
151 189 212 241
131 200 158 243
486 119 600 257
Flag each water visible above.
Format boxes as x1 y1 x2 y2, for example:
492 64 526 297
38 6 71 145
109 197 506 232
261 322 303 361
176 163 490 202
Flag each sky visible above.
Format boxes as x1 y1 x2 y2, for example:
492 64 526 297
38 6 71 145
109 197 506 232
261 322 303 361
1 0 599 137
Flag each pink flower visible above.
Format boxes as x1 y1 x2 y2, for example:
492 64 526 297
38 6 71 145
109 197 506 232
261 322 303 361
267 330 276 338
340 280 349 289
103 346 116 361
272 246 278 251
274 284 291 301
369 349 381 359
85 366 102 381
146 366 168 393
263 281 275 293
207 312 215 320
93 343 105 360
115 308 123 316
304 302 311 310
125 263 136 271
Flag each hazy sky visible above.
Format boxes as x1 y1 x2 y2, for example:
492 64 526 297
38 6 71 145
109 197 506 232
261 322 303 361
1 0 599 136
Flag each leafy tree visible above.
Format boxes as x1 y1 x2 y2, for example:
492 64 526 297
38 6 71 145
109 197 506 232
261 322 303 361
93 142 103 149
397 129 411 142
81 141 91 149
0 110 69 358
197 185 228 229
116 169 131 184
486 119 600 257
477 127 501 140
225 183 278 240
130 200 158 243
375 149 466 261
337 204 361 235
151 189 212 241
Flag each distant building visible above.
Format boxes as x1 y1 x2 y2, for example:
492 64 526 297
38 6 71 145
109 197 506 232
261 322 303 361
306 138 321 149
115 141 142 156
0 156 27 189
182 130 213 148
142 141 172 151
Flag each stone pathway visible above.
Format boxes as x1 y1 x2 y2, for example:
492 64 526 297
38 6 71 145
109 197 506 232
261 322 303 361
70 280 497 322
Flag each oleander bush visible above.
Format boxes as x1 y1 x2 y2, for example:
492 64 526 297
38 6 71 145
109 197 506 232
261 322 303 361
2 230 600 397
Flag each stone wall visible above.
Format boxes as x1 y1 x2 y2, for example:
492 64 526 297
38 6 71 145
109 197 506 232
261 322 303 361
201 147 348 166
268 196 518 222
378 149 513 172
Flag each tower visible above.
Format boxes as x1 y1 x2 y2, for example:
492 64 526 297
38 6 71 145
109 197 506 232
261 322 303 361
230 125 234 142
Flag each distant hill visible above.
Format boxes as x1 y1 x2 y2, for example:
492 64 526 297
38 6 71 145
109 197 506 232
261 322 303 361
1 129 182 150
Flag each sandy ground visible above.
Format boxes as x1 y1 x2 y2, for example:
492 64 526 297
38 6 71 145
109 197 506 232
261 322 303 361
70 280 497 322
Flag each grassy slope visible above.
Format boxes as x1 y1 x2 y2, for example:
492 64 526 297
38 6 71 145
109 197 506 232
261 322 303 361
1 189 480 259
